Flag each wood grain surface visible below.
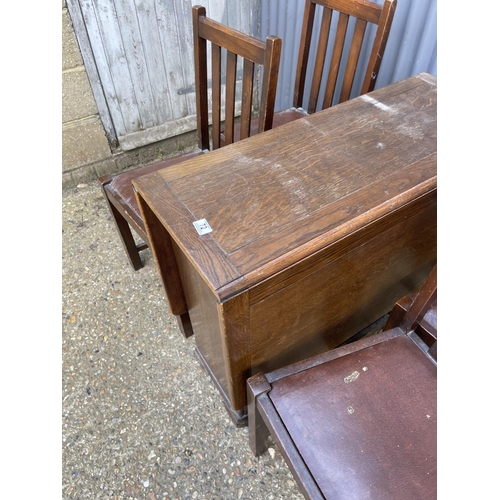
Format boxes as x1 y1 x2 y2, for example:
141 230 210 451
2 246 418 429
134 73 436 297
270 334 437 499
134 73 437 415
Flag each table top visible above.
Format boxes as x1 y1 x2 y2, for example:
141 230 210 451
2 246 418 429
133 73 437 300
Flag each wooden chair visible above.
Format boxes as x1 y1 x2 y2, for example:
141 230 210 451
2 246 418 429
273 0 397 126
247 265 437 499
99 5 282 270
193 5 282 149
383 265 437 358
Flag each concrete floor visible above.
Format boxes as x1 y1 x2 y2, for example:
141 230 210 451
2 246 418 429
62 180 305 500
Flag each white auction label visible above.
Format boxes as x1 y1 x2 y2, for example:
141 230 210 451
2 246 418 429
193 219 212 235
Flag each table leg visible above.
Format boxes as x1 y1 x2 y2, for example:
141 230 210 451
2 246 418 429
194 348 248 426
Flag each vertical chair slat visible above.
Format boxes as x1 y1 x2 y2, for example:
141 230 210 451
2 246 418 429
240 59 254 140
193 6 210 151
308 7 333 114
322 12 349 110
361 0 397 95
211 44 222 150
293 0 317 109
339 17 366 103
259 35 282 132
224 51 237 145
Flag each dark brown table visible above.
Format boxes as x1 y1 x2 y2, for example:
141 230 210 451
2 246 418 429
133 72 437 425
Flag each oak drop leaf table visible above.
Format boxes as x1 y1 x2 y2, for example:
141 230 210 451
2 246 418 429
133 73 437 425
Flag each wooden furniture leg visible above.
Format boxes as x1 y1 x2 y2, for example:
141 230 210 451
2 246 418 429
100 176 145 271
247 373 272 456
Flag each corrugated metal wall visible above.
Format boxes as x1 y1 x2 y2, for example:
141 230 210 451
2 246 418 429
259 0 437 112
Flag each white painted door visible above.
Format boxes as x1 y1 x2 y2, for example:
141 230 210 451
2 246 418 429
68 0 257 151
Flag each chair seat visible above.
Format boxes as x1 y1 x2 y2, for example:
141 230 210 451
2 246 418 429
267 329 437 499
247 265 437 499
272 107 309 126
221 108 309 146
101 149 205 230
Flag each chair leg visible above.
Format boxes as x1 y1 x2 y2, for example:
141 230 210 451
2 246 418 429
105 194 144 271
247 374 271 456
176 312 194 339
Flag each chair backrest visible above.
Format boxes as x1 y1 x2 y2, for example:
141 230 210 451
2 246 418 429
192 5 282 151
400 264 437 336
402 264 437 361
294 0 397 114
